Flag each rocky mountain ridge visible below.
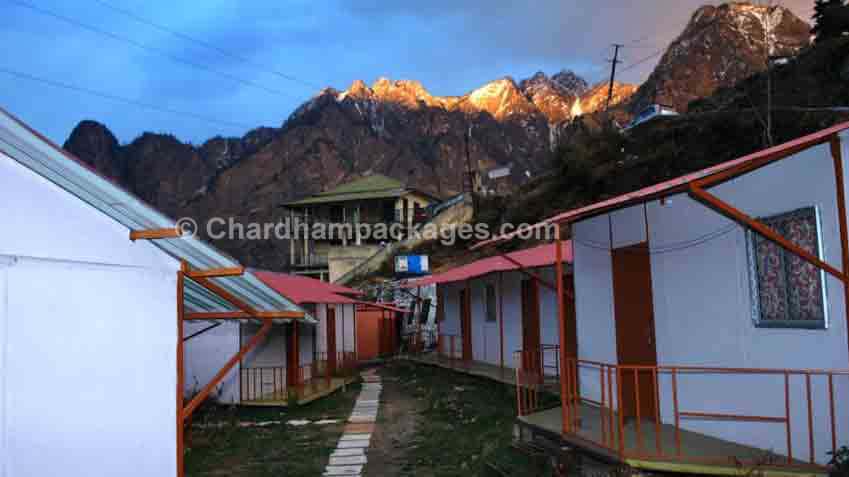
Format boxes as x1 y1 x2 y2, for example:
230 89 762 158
629 2 810 113
62 1 812 269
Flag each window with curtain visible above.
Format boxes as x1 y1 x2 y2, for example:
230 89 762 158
485 284 497 322
747 206 827 329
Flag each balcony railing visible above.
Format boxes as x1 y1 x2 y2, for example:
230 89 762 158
240 352 358 404
514 345 561 416
404 329 437 355
291 253 328 267
516 357 849 470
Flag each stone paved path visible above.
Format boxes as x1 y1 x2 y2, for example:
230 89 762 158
323 369 381 477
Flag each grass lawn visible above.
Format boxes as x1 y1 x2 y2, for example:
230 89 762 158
378 360 556 477
184 382 361 477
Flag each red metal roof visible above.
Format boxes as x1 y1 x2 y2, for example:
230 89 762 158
405 242 572 287
472 122 849 249
355 301 410 313
253 270 360 305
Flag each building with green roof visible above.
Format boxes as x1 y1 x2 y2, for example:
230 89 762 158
284 174 439 281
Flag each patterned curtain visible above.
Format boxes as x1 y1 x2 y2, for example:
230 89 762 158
752 207 825 323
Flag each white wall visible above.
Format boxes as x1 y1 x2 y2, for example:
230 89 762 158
316 303 328 355
317 303 356 356
187 319 318 404
439 282 462 356
571 140 849 463
0 153 175 271
0 261 8 476
339 304 356 354
4 259 178 477
438 267 561 371
0 151 179 477
183 322 241 404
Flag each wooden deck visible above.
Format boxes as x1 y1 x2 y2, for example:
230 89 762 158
404 352 560 391
240 377 355 407
519 405 825 476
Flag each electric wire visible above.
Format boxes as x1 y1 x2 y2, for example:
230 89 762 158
89 0 321 90
7 0 299 99
574 220 742 255
0 66 259 129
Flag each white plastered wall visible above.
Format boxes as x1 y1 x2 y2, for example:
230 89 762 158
439 282 462 356
182 321 241 404
571 140 849 463
439 267 561 371
318 303 356 356
0 152 179 477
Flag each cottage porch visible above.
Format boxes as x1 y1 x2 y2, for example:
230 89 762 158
515 358 846 476
518 405 819 476
239 352 358 407
405 338 563 391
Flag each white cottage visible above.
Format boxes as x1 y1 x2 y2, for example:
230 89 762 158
408 243 574 379
184 271 361 405
0 107 306 477
479 123 849 474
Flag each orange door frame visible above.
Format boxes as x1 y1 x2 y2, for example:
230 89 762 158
327 306 337 374
554 227 571 434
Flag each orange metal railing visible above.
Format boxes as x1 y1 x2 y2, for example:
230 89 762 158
240 351 358 404
240 366 288 402
514 345 561 416
517 357 849 470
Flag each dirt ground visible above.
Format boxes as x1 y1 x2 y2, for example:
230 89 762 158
365 360 554 477
361 371 423 476
184 383 360 477
185 362 557 477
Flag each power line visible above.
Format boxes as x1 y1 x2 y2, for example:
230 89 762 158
0 66 258 129
619 48 666 73
90 0 321 91
7 0 298 100
575 221 740 255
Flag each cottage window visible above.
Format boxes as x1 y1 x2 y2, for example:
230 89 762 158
485 284 497 322
747 207 827 329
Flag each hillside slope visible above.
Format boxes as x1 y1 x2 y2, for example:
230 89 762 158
409 37 849 275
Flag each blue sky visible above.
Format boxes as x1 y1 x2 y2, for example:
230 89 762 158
0 0 812 145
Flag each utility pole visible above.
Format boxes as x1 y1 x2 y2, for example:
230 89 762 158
605 44 624 112
764 0 775 146
463 125 477 214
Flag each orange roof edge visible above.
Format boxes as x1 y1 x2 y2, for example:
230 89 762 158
472 122 849 250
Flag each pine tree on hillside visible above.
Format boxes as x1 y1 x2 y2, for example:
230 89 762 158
811 0 849 43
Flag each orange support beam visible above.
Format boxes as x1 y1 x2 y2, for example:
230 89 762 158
694 136 832 190
689 184 847 281
130 227 182 241
185 266 245 279
189 275 258 316
182 321 273 420
554 227 571 435
499 253 557 290
184 310 304 320
288 322 300 387
830 136 849 367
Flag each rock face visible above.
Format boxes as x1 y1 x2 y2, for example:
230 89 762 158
62 2 810 269
64 70 631 267
63 120 125 182
574 81 639 118
629 2 810 114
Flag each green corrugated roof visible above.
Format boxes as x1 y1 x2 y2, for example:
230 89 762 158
285 174 406 206
321 174 402 195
